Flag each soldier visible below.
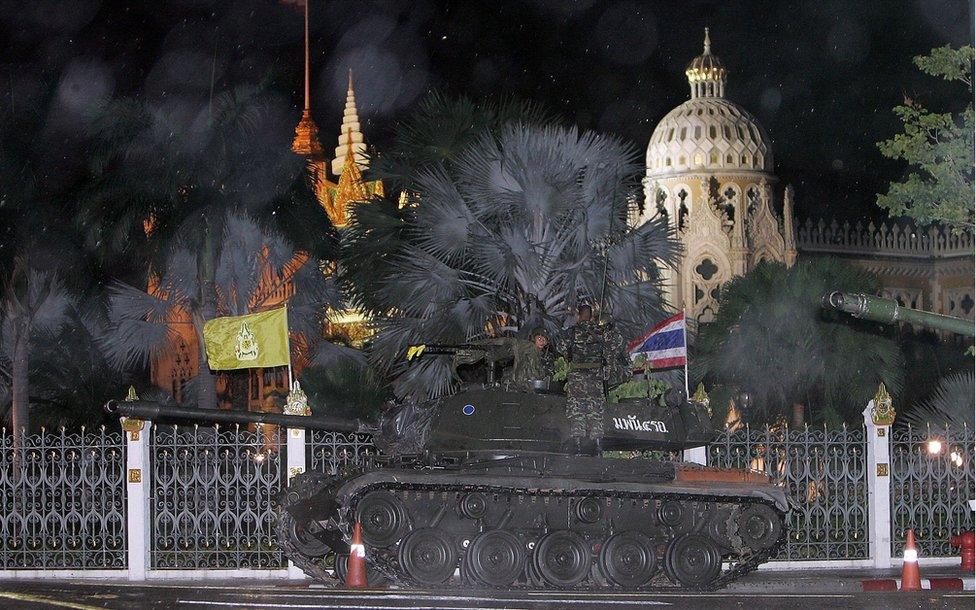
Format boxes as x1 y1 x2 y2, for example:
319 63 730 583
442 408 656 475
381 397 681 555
556 304 613 455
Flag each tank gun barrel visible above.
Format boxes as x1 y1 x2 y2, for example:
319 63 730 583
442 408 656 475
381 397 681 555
822 291 974 337
104 400 362 432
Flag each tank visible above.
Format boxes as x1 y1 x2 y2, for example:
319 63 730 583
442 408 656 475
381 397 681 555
822 291 975 337
106 374 789 591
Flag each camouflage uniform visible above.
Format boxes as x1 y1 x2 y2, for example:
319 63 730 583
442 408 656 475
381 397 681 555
556 320 613 440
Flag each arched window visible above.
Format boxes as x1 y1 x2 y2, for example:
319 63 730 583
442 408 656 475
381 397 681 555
679 155 686 166
680 127 687 141
709 125 717 138
694 126 702 140
666 157 672 167
726 154 733 164
709 152 718 165
693 153 702 165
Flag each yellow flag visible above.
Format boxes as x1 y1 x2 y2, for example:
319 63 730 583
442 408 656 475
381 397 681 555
203 308 290 370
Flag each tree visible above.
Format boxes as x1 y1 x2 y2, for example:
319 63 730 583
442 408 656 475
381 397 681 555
102 210 342 409
877 45 974 232
901 371 974 429
349 124 679 399
694 259 904 426
0 255 75 447
341 95 554 317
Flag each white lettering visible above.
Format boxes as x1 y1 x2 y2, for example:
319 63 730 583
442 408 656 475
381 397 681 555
612 415 668 433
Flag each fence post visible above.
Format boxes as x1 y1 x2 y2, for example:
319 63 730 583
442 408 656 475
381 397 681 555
123 417 152 580
863 384 895 569
286 425 308 579
683 446 707 465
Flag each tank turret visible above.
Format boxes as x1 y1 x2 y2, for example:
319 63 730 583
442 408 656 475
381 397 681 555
822 291 974 337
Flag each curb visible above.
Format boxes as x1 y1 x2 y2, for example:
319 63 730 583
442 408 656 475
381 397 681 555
862 577 973 592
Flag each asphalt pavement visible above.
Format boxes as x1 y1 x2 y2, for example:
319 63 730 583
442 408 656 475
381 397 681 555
0 578 972 610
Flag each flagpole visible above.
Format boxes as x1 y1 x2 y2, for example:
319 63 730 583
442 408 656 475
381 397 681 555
284 303 294 389
683 309 690 400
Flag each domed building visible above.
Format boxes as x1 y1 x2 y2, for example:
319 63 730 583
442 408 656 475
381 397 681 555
637 29 796 325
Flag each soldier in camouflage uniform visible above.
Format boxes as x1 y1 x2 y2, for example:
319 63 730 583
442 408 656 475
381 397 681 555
511 328 555 389
556 304 617 454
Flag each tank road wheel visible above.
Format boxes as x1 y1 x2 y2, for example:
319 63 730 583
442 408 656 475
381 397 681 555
574 497 603 524
658 500 693 533
599 531 658 589
398 528 458 585
665 534 722 589
533 531 591 588
356 491 409 548
739 504 782 551
458 492 489 520
463 530 526 587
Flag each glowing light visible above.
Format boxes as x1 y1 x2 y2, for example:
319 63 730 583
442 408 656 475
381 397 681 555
950 451 960 462
904 549 918 562
253 451 267 464
927 439 943 455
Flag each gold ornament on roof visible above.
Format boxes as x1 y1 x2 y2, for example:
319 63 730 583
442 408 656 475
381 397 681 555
284 381 311 416
871 382 895 426
125 386 139 402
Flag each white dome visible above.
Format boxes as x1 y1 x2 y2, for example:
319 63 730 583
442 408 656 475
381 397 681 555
646 29 773 179
646 98 773 178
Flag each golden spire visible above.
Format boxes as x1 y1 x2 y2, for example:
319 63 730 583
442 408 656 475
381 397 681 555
326 128 369 227
703 27 711 54
291 0 324 158
331 69 368 176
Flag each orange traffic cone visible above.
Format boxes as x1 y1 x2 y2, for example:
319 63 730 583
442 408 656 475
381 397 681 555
346 521 368 589
900 529 922 591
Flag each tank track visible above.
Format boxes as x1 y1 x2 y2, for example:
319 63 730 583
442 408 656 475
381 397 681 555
279 468 787 592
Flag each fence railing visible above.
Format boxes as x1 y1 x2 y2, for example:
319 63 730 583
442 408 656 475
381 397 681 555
0 427 126 570
0 401 972 576
709 424 869 561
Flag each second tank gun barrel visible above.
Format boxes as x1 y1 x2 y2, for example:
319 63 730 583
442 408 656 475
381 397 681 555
104 400 362 432
822 291 974 337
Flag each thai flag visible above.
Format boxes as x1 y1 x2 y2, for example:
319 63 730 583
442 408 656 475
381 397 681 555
627 313 687 370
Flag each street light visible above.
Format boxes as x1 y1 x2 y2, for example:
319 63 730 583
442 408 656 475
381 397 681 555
926 438 943 455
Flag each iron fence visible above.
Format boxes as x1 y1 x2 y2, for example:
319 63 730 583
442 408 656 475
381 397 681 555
1 419 973 573
708 424 869 561
307 430 378 475
890 424 974 557
0 428 126 569
150 424 285 569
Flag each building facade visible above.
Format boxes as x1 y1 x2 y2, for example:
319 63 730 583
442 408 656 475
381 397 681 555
638 29 973 327
637 29 796 324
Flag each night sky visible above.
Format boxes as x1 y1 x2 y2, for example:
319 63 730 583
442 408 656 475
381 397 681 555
2 0 973 222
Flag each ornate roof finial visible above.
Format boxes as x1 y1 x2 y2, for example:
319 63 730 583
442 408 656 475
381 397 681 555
331 69 369 176
685 28 726 99
291 0 324 158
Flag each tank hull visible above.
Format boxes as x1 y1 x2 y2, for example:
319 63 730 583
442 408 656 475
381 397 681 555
278 455 788 591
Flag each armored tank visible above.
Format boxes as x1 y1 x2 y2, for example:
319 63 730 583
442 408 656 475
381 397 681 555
107 367 788 591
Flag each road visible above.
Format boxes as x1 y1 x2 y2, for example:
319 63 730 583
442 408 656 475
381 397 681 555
0 580 972 610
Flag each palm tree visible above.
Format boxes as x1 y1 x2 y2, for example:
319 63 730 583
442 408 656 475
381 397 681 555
694 258 905 425
102 210 342 410
341 95 554 317
349 123 679 399
78 83 333 276
0 255 75 448
901 371 974 428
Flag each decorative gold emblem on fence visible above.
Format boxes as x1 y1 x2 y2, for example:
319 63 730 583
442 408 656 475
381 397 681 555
871 383 895 426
